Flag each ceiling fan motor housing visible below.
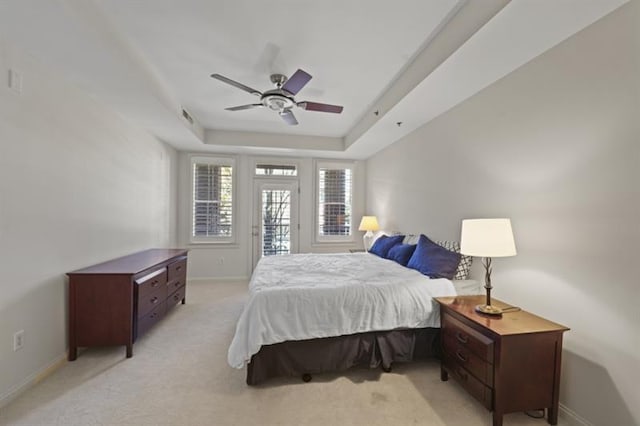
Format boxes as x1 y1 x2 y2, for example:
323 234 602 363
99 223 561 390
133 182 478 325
262 90 295 111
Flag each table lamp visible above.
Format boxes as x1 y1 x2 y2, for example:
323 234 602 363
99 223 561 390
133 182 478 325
358 216 380 251
460 218 517 316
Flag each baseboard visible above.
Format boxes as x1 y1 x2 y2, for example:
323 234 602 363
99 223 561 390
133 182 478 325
188 276 249 283
560 403 594 426
0 351 68 409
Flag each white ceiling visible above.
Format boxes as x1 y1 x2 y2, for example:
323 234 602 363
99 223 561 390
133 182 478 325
0 0 628 159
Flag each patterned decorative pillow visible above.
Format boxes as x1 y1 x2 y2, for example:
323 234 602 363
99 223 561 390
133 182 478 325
436 240 472 280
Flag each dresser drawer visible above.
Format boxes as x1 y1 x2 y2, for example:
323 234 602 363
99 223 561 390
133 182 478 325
135 268 167 297
167 284 186 309
137 301 166 338
167 257 187 282
442 312 494 363
443 353 492 409
443 332 493 387
137 285 167 318
167 274 186 293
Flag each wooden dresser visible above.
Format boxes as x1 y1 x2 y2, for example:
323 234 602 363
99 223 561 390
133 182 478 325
434 296 569 426
67 248 188 360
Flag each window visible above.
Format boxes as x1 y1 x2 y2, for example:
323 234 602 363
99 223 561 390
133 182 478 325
255 163 297 176
191 156 235 243
316 161 353 241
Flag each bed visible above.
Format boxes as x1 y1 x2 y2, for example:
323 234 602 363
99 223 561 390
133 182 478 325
228 251 481 385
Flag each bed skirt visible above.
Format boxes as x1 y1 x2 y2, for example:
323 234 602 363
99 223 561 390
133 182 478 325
246 327 440 385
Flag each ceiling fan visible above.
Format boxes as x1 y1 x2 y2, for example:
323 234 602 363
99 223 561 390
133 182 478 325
210 69 343 126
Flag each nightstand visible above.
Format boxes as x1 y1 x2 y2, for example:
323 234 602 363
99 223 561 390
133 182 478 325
434 296 569 426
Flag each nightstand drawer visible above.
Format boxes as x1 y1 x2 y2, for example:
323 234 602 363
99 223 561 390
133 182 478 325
443 353 492 409
442 312 494 363
443 332 493 387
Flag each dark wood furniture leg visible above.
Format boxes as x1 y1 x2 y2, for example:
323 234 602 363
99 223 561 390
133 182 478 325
68 346 77 361
548 336 564 425
493 410 504 426
440 366 448 381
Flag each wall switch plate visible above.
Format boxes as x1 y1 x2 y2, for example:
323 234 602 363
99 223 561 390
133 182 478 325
8 69 23 94
13 330 24 351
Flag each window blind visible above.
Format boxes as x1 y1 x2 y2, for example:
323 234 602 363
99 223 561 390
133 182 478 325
192 163 233 238
318 167 352 237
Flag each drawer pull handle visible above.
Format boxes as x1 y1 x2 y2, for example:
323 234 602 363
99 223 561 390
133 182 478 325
174 281 180 287
176 266 182 271
150 296 159 304
456 351 467 363
456 332 468 344
151 280 159 287
174 294 180 301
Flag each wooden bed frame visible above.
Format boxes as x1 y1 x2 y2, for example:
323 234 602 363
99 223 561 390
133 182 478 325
246 327 441 385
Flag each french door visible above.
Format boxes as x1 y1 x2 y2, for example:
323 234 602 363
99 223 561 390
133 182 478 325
252 179 299 269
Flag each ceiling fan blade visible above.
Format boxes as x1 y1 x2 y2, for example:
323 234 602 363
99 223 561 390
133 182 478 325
211 74 262 96
225 104 264 111
298 101 343 114
282 69 312 95
279 109 298 125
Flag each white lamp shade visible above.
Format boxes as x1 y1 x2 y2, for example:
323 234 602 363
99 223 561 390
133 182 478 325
358 216 380 232
460 218 517 257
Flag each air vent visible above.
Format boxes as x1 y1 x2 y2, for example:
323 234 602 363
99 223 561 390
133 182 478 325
181 108 194 125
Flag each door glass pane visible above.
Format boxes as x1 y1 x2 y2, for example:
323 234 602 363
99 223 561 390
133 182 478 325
262 189 291 256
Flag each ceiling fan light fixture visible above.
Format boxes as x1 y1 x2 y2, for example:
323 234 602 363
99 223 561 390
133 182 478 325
262 93 294 112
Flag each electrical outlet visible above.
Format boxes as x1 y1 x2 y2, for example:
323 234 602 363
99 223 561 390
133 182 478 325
13 330 24 351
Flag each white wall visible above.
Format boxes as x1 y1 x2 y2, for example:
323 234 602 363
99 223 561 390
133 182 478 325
177 153 366 279
0 39 177 404
366 4 639 426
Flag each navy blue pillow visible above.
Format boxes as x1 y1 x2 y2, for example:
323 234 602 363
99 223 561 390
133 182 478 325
369 234 404 258
406 235 461 279
387 243 417 266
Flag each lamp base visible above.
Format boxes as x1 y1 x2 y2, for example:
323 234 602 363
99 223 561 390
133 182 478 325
475 304 503 316
363 231 375 252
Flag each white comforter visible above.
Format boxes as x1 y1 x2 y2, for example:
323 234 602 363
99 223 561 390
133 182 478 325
227 252 457 369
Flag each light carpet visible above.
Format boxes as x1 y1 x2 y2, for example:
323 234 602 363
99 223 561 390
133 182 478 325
0 280 567 426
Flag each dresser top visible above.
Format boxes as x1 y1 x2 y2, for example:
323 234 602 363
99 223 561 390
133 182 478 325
435 295 569 336
67 248 188 275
